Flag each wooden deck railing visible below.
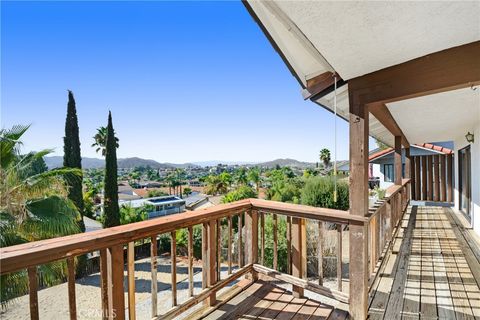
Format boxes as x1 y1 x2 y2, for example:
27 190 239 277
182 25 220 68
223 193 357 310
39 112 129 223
366 179 411 287
0 190 410 320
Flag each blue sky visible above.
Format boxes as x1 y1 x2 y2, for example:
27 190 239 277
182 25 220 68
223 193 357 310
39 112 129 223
1 1 353 163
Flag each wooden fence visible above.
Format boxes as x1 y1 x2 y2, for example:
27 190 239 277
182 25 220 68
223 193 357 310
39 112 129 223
411 154 453 202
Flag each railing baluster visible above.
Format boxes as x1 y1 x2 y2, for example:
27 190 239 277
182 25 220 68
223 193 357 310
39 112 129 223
291 217 305 298
207 220 217 306
171 231 177 307
273 213 278 270
228 216 232 275
27 266 39 320
202 222 208 290
151 236 158 317
66 257 77 320
217 219 221 281
260 212 265 265
317 221 323 285
99 249 109 320
337 224 343 292
188 226 194 297
127 242 136 320
287 216 292 275
238 213 243 268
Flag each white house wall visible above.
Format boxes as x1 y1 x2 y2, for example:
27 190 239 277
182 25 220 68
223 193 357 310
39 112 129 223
453 122 480 235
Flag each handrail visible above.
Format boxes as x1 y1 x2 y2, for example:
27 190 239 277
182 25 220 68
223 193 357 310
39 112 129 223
367 178 410 221
251 198 363 225
0 198 361 275
0 199 250 275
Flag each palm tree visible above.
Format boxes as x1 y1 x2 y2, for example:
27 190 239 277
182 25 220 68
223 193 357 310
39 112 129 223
319 148 331 168
204 173 231 195
234 167 248 186
247 167 261 194
0 125 81 305
91 126 119 156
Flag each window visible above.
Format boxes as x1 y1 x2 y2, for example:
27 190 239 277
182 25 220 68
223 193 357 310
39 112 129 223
384 164 394 182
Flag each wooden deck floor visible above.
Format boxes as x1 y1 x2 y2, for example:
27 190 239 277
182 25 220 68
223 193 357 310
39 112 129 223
369 206 480 319
199 279 348 320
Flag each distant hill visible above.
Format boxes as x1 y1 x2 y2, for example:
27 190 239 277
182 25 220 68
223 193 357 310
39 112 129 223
44 156 317 170
255 158 316 169
44 156 199 170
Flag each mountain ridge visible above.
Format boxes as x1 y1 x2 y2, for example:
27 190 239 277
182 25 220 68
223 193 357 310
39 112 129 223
44 156 318 170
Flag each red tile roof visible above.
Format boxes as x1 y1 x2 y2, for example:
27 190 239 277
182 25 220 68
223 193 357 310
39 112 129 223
369 143 453 161
415 143 453 154
369 148 393 161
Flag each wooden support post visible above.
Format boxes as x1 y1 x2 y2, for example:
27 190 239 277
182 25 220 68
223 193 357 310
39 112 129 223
427 155 433 201
447 154 453 202
317 221 323 285
415 157 421 200
109 245 125 320
28 266 39 320
67 258 77 320
245 209 258 280
127 243 136 320
291 217 305 298
421 156 427 200
440 155 447 202
394 136 402 185
188 226 194 297
405 147 411 178
150 236 158 317
434 155 440 201
207 220 217 306
348 99 369 320
171 231 177 307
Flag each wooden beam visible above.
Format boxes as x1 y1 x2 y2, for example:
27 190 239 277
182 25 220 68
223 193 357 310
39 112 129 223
394 136 402 185
28 267 39 320
303 71 342 99
370 105 410 147
348 96 369 320
348 41 480 105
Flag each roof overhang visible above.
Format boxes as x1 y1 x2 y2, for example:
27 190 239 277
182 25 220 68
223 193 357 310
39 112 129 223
244 0 480 147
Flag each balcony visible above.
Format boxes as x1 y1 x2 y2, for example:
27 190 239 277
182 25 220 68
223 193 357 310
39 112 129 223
7 179 474 319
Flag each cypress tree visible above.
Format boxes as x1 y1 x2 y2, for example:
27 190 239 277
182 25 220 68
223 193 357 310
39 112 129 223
63 90 85 232
103 111 120 227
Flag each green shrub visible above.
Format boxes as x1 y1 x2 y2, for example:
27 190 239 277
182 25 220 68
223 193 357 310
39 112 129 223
300 176 349 210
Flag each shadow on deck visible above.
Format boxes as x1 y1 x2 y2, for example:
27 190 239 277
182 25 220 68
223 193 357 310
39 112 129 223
368 205 480 319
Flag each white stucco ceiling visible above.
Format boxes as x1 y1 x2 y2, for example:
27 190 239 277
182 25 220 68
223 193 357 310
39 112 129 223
275 1 480 80
387 87 480 144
